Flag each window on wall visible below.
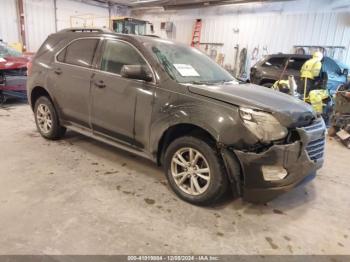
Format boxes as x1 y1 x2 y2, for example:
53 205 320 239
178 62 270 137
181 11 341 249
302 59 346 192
57 39 99 68
100 40 146 75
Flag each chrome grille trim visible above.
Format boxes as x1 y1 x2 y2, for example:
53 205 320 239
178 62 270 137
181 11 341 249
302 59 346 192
306 140 324 161
301 118 326 162
303 121 324 132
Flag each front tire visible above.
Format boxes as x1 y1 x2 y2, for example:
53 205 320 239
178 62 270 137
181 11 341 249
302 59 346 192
34 96 66 140
164 136 228 206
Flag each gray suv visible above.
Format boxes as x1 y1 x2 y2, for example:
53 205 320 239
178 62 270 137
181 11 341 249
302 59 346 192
27 28 326 205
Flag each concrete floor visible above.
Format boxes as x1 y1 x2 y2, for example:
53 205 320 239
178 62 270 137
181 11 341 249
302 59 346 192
0 102 349 255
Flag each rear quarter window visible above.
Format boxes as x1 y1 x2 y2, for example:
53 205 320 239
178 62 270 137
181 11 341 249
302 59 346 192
57 38 99 68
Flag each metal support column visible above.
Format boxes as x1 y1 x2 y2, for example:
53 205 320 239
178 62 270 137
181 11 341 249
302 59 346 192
53 0 58 32
16 0 27 52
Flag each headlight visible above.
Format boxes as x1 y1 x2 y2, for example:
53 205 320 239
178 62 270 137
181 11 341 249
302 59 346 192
239 107 288 142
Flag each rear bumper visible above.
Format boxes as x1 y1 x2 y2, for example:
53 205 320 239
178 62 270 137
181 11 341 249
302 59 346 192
231 117 326 203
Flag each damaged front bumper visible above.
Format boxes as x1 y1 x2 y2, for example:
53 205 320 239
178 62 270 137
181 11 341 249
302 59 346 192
228 117 326 203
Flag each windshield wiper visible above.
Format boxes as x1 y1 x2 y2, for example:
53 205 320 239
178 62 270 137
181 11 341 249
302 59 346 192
184 80 218 85
185 80 236 85
152 47 176 80
190 81 210 85
213 79 237 84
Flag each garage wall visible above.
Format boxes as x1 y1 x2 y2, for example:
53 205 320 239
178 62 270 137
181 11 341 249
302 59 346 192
56 0 109 31
24 0 56 52
133 1 350 68
1 0 110 52
0 0 20 44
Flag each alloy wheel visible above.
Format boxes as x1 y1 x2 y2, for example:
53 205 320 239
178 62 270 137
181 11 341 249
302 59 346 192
170 147 211 196
36 104 53 134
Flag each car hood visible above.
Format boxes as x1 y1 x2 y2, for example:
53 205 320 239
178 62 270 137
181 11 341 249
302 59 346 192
188 83 316 127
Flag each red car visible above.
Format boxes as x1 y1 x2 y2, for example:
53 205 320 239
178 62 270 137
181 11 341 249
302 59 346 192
0 41 31 104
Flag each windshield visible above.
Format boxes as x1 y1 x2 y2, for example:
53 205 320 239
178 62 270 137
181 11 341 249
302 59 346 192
146 40 235 84
0 42 22 58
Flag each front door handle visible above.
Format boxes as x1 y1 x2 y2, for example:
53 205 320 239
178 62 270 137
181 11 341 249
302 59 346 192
94 80 106 88
54 68 62 75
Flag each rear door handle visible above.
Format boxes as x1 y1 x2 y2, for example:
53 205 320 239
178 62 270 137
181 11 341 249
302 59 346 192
54 68 62 75
94 80 106 88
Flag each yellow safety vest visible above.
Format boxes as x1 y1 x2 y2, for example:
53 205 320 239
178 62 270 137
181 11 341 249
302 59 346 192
309 90 329 113
300 58 322 80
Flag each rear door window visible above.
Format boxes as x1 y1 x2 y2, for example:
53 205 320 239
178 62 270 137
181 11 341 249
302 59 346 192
58 39 99 68
262 57 286 69
100 40 146 75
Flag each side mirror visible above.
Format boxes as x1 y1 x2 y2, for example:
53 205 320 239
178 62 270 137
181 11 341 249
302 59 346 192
120 65 153 82
342 68 348 76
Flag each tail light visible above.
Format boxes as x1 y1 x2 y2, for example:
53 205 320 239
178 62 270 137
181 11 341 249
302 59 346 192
27 60 32 76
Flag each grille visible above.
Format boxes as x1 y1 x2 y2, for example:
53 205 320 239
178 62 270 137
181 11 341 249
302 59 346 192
303 120 324 132
303 119 326 162
306 138 325 161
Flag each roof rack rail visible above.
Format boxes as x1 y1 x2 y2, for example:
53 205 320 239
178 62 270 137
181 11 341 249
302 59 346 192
58 28 112 33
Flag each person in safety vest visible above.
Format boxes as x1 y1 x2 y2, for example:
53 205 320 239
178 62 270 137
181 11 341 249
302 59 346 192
300 51 323 101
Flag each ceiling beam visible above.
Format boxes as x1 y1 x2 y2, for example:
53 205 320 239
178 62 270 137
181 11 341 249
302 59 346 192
102 0 294 9
162 0 294 10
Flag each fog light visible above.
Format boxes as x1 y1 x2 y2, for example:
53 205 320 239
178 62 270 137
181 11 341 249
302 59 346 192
262 165 288 181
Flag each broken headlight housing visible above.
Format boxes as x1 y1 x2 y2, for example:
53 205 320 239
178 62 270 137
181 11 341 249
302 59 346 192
239 107 288 143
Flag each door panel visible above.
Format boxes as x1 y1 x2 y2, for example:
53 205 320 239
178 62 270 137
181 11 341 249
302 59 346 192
91 39 154 149
48 38 99 127
49 64 93 127
91 72 136 145
134 82 155 149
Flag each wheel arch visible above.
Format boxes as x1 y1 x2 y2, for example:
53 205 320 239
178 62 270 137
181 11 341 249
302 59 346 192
156 123 218 166
156 122 243 198
30 86 54 111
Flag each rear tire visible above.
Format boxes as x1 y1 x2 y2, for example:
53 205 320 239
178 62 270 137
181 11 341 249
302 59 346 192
164 136 229 206
34 96 66 140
